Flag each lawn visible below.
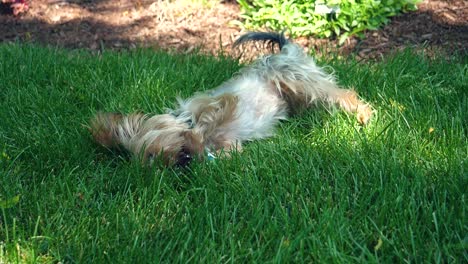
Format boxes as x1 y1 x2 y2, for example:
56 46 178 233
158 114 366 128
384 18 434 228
0 44 466 263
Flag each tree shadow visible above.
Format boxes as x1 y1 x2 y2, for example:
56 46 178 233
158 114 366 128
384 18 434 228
0 0 239 53
50 0 152 14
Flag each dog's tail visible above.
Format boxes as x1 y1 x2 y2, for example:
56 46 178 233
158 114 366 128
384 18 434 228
89 112 146 150
233 31 289 50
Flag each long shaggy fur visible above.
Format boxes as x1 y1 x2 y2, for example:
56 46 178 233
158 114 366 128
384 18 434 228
89 32 372 166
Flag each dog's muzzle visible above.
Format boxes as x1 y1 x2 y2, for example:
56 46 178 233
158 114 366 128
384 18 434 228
176 148 193 167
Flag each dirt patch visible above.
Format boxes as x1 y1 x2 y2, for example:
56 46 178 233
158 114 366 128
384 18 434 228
353 0 468 59
1 0 467 59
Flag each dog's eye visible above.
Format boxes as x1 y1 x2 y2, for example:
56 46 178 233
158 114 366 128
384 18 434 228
176 148 192 167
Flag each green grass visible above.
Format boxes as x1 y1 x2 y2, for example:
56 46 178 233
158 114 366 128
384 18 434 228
0 44 466 263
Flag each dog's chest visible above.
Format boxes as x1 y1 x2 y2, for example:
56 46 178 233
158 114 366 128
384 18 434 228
212 77 288 140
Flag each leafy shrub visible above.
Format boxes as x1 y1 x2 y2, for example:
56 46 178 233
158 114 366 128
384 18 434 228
237 0 421 43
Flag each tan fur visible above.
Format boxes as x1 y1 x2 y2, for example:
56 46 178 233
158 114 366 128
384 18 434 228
90 112 144 148
191 94 239 141
89 32 373 167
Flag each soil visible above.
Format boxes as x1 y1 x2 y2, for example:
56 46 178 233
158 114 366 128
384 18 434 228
1 0 467 60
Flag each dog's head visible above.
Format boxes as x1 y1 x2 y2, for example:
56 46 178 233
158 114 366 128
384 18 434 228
90 112 207 167
138 95 239 167
142 129 205 167
136 115 206 167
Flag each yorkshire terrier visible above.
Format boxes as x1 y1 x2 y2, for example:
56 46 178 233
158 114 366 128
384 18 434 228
89 32 372 167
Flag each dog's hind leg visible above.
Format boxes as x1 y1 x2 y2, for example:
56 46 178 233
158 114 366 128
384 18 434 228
275 78 372 124
254 44 372 124
323 87 373 125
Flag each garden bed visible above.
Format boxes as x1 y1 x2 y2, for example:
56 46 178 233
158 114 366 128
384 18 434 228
0 0 467 59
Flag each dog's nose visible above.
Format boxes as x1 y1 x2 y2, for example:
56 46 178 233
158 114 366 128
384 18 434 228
176 152 192 167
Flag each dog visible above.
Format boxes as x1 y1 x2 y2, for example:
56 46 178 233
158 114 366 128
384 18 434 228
89 32 372 167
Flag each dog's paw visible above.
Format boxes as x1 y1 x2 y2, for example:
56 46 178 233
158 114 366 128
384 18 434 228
357 104 373 125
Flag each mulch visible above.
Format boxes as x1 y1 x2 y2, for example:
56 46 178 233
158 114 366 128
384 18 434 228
1 0 467 59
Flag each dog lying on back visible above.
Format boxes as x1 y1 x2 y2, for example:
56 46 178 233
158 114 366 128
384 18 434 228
89 32 372 167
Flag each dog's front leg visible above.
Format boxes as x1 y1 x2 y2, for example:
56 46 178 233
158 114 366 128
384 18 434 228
183 93 242 158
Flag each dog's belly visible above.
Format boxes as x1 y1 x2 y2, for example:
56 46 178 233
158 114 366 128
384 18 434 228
212 77 288 141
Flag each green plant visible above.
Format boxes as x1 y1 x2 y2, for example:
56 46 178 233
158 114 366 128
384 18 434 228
237 0 421 43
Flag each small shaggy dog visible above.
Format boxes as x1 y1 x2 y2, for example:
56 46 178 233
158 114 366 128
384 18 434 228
90 32 372 167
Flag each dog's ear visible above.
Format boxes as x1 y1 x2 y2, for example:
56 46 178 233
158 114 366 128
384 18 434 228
89 112 124 148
